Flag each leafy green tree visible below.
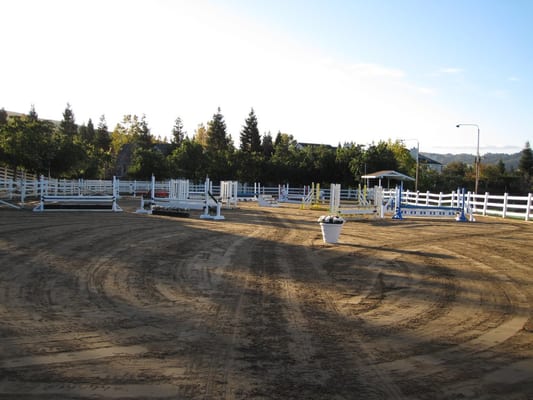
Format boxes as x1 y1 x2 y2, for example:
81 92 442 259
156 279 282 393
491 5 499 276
168 138 207 180
271 133 299 183
110 123 130 158
48 104 87 177
363 141 398 174
193 123 208 148
234 150 265 184
335 142 366 186
438 161 470 192
120 114 154 149
292 144 333 185
0 115 23 171
128 147 168 179
0 108 56 175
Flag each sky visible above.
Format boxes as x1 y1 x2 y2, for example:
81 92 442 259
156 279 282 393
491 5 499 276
2 0 532 155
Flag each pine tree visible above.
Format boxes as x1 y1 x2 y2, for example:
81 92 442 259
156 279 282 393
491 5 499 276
0 108 7 125
518 141 533 180
206 107 231 152
59 103 78 137
240 108 261 153
518 142 533 192
95 115 111 151
28 104 38 121
79 118 96 143
261 132 274 159
171 116 186 146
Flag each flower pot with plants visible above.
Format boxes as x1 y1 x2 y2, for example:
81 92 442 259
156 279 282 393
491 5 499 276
317 215 345 244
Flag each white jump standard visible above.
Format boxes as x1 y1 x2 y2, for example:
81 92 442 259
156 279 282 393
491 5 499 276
138 175 224 220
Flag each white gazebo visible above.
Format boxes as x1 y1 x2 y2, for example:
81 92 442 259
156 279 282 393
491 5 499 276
361 170 415 188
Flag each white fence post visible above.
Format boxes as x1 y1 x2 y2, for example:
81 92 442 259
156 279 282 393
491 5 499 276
526 193 532 221
502 192 508 219
483 192 489 216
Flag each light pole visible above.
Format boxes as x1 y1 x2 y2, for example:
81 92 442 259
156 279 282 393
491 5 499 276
456 124 480 194
402 138 419 192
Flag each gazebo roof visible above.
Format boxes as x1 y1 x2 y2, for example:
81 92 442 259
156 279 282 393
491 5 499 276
361 170 415 181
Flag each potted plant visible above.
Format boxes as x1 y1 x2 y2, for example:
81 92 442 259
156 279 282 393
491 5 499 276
317 215 345 244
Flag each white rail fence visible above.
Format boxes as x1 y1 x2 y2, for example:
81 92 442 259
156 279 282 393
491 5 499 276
1 167 532 221
384 189 532 221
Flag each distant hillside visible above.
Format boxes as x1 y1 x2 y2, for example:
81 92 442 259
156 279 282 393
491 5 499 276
422 152 521 171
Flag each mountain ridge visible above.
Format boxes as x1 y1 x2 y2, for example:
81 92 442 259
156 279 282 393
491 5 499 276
422 152 521 171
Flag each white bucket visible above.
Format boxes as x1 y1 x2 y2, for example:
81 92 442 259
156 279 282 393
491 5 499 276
319 222 344 244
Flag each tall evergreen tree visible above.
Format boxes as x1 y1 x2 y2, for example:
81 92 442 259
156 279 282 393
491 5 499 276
28 104 38 121
206 107 231 152
171 116 186 147
261 132 274 159
518 141 533 192
79 119 96 144
95 115 111 152
518 141 533 178
0 108 7 125
240 108 261 153
137 115 153 149
59 103 78 137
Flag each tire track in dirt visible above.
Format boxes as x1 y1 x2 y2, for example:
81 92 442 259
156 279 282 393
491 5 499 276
305 217 532 398
277 217 406 399
1 211 259 398
354 231 531 397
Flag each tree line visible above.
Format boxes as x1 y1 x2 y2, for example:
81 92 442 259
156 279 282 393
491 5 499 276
1 105 532 194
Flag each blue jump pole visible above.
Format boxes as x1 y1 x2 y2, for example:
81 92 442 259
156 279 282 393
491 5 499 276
392 182 403 220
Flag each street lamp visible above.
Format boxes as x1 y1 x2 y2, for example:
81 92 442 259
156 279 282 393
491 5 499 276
456 124 480 194
401 138 419 192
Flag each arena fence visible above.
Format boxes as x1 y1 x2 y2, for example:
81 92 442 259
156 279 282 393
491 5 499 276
0 168 531 221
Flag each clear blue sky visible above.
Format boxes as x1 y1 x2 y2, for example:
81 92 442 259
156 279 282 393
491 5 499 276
2 0 532 154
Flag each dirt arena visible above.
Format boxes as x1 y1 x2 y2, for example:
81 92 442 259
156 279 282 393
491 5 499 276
1 199 532 399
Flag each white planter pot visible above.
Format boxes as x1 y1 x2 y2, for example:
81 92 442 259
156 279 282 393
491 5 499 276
319 222 344 244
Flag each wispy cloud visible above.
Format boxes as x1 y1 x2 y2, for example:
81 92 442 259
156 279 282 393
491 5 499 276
439 67 463 74
427 67 464 77
417 87 436 95
347 63 406 79
508 76 520 82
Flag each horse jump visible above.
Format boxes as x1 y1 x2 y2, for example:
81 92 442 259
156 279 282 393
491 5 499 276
392 185 473 222
33 176 122 212
330 183 383 218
